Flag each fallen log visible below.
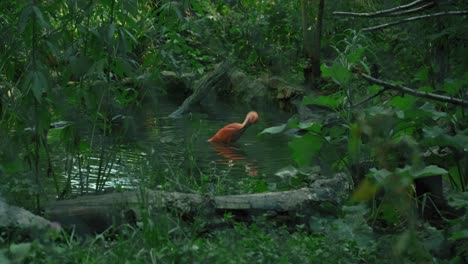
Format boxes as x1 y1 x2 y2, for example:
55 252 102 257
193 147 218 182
0 197 61 233
45 173 350 234
169 61 233 118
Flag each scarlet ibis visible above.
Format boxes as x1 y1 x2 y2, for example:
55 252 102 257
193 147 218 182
208 111 259 143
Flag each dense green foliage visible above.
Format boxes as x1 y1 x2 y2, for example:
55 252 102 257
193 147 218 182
1 0 467 263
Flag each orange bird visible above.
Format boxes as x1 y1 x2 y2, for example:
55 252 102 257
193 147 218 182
208 111 259 143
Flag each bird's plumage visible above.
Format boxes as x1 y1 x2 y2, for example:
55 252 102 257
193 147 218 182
208 111 258 143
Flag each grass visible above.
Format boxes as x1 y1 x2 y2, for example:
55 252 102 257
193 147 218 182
2 217 377 264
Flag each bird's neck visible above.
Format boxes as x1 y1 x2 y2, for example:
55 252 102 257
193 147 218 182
241 116 251 128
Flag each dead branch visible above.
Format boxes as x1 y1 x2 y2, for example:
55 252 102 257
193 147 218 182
361 74 468 108
362 10 468 31
333 0 431 17
353 87 388 107
383 2 435 17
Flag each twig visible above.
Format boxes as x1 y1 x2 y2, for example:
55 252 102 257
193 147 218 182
353 87 388 107
333 0 430 17
383 3 435 17
361 74 468 108
363 10 468 31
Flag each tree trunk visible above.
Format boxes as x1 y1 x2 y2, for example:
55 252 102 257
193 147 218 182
301 0 324 91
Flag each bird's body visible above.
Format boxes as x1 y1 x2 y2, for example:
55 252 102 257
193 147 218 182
208 111 258 143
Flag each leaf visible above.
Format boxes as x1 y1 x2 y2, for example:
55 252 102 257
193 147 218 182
444 77 467 96
417 86 433 93
190 0 204 14
419 103 447 120
9 243 32 263
32 71 48 102
108 23 117 42
414 67 429 82
274 165 299 179
253 179 268 192
302 94 343 110
259 124 286 135
19 5 33 33
121 28 137 43
367 168 392 184
389 96 415 111
286 116 299 128
359 60 371 75
450 230 468 241
32 6 50 29
410 165 448 179
351 179 378 202
367 84 382 93
298 121 321 132
423 127 468 151
288 133 323 167
348 47 366 64
321 63 352 85
448 192 468 209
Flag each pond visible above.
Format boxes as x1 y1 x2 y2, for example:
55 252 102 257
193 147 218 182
50 96 296 196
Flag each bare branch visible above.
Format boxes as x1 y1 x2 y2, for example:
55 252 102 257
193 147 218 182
383 3 435 17
333 0 431 17
353 87 388 107
363 10 468 31
361 74 468 108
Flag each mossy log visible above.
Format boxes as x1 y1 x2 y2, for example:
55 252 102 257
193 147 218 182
45 174 349 234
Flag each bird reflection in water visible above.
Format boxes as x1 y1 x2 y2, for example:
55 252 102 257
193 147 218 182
211 143 258 176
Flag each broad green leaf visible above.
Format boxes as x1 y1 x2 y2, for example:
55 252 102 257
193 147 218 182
348 47 366 64
389 96 415 111
113 57 133 78
287 116 299 128
351 179 378 202
274 165 298 179
410 165 447 179
444 79 466 96
9 243 32 263
415 67 429 82
417 86 433 93
367 84 382 93
288 133 323 167
367 168 392 184
419 103 447 120
302 94 343 110
448 192 468 209
321 63 352 85
423 127 468 151
450 230 468 241
298 121 321 132
259 124 286 135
